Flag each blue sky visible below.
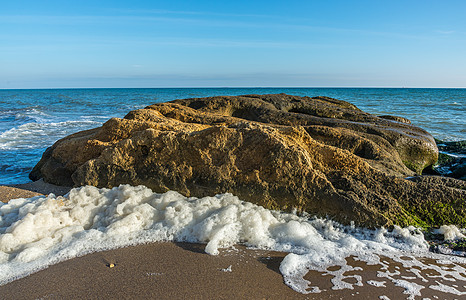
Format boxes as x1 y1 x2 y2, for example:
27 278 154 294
1 0 465 88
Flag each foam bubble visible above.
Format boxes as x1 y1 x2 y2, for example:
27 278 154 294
434 225 466 241
367 280 386 287
429 282 466 295
393 279 424 299
1 184 466 299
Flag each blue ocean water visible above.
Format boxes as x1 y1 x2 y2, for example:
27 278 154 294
0 88 465 185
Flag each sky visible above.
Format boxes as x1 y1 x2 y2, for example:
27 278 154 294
1 0 465 88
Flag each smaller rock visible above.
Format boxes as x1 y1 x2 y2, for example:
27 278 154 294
437 140 466 155
434 140 466 180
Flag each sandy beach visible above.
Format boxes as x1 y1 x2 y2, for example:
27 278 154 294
1 184 465 299
1 179 71 203
1 239 457 300
0 186 42 203
0 240 463 300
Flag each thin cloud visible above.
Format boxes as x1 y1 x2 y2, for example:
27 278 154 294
0 13 429 41
0 15 202 25
0 10 451 52
0 33 341 50
435 30 455 35
112 8 275 19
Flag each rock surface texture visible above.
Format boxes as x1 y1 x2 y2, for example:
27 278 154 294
30 94 466 227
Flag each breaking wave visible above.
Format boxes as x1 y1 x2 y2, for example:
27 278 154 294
0 120 102 150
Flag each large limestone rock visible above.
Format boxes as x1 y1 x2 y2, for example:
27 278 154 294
30 94 466 227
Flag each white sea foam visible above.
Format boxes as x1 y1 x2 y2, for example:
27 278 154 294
14 107 51 122
221 265 233 272
367 280 386 287
434 225 466 241
0 120 101 150
1 185 466 298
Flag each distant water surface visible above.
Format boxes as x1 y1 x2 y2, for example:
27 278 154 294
0 88 465 184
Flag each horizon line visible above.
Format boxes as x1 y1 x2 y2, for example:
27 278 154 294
1 86 465 90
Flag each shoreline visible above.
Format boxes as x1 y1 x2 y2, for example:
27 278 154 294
1 241 462 300
0 242 310 300
1 179 71 203
2 184 466 299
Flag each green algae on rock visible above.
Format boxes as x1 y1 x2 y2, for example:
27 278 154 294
29 94 465 227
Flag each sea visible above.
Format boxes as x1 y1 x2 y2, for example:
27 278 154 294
1 88 466 298
1 87 464 185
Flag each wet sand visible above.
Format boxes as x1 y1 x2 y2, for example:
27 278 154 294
1 241 464 300
1 184 465 299
1 179 71 203
0 186 42 203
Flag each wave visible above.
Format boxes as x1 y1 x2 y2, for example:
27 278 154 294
0 120 102 150
1 185 466 297
13 109 51 124
0 107 51 123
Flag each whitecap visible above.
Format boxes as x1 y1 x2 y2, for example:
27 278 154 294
0 120 102 150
